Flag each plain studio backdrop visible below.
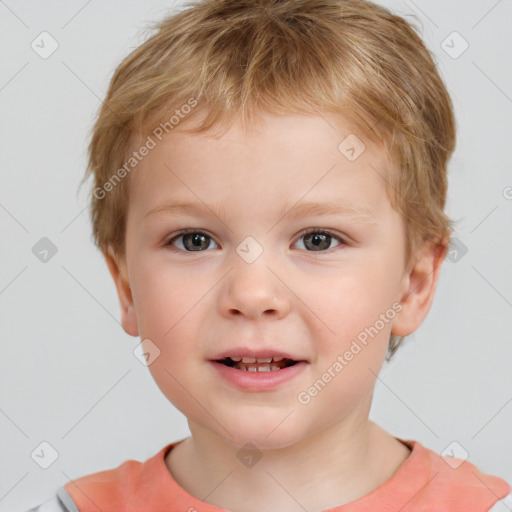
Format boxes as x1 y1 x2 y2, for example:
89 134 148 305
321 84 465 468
1 0 511 510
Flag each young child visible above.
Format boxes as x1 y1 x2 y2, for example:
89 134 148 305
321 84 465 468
29 0 511 510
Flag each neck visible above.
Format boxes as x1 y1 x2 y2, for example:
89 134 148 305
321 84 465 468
165 417 411 512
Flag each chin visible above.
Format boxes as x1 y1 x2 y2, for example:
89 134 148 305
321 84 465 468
213 415 307 451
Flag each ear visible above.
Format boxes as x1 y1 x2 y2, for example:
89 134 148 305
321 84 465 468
392 239 448 337
103 245 139 337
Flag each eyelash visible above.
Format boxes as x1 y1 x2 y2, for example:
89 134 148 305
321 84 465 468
164 228 346 254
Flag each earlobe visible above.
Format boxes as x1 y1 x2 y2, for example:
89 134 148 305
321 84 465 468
103 245 139 337
392 240 447 337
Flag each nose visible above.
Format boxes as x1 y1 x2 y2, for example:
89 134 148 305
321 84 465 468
217 255 290 321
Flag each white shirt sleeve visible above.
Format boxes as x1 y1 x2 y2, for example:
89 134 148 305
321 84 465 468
487 485 512 512
26 487 79 512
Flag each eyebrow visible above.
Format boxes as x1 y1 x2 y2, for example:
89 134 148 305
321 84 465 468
278 201 376 225
144 201 226 220
144 200 377 225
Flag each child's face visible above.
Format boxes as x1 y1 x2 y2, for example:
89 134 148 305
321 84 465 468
109 111 428 448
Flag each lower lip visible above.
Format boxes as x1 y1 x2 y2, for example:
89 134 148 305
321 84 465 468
208 361 308 391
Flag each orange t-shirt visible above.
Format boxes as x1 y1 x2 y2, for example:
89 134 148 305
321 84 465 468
63 438 510 511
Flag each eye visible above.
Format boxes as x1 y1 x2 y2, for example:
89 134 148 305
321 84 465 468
165 228 345 253
293 228 344 252
166 229 218 252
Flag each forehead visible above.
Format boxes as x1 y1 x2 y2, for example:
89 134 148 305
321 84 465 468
128 111 393 222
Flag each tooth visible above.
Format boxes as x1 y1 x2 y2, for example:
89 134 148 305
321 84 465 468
272 357 284 362
241 357 256 363
233 362 284 372
256 357 272 363
230 356 242 362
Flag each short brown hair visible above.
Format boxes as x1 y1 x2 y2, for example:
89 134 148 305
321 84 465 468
79 0 456 359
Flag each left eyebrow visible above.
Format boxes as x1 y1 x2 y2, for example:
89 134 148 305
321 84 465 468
144 200 377 225
277 200 377 225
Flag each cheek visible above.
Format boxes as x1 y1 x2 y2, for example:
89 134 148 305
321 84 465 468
135 265 207 410
131 262 217 398
302 262 398 380
132 260 204 338
309 264 395 334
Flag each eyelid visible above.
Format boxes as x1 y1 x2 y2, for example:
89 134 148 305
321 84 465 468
296 227 346 243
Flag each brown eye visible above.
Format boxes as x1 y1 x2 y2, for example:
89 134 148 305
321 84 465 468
295 229 344 252
167 230 217 252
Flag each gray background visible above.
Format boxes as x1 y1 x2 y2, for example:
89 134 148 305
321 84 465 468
1 0 511 510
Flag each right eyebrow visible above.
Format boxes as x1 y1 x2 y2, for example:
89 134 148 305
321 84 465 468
144 201 226 221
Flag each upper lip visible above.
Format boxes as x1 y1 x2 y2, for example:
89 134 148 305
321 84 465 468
210 347 307 362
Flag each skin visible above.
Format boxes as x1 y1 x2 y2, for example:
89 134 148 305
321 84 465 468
104 111 446 511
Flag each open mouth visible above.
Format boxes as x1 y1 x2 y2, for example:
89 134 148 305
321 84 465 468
215 356 299 372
